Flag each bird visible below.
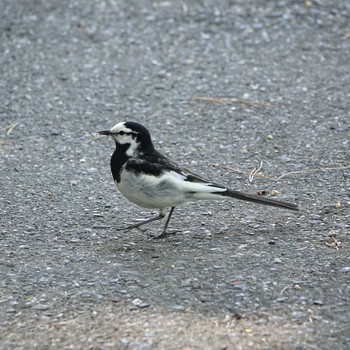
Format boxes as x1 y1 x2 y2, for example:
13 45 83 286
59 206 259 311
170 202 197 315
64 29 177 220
98 121 298 238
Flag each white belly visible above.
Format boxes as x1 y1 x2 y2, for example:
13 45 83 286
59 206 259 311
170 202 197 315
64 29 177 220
117 171 187 209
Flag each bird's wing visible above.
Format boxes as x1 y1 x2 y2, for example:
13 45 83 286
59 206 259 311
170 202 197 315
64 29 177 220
125 158 165 177
143 150 214 182
127 152 227 189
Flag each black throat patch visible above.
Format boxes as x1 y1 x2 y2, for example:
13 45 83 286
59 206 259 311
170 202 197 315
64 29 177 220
111 143 130 182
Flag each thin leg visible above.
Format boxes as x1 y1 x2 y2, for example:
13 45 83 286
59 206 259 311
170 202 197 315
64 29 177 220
116 211 166 232
152 207 176 239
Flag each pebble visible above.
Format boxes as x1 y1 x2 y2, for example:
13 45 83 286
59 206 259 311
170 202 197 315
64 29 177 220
276 297 288 302
32 304 51 311
5 308 17 313
172 305 186 311
131 298 150 308
291 311 307 320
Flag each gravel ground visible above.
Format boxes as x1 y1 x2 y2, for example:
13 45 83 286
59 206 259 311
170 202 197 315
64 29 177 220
1 0 349 349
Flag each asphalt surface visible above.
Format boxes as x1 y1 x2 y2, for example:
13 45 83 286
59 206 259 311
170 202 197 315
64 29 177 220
1 0 350 349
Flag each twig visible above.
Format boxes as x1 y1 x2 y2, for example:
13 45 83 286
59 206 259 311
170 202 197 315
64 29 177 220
249 161 265 182
280 284 293 296
180 1 188 14
213 163 272 180
325 231 341 250
0 122 20 135
274 166 350 181
213 163 350 182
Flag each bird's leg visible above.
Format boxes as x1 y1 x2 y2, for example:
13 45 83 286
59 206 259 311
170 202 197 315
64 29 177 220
116 210 166 232
151 207 177 239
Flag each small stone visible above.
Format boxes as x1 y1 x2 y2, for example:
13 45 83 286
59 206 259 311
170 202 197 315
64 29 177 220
291 311 306 320
276 297 288 302
32 304 50 311
5 308 17 313
339 266 350 273
131 298 150 308
313 300 324 305
120 338 129 345
328 230 337 237
172 305 186 311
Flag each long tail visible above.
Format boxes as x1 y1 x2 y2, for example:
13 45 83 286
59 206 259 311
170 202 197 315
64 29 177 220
220 189 299 211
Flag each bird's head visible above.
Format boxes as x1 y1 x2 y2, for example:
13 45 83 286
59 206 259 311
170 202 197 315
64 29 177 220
98 121 153 156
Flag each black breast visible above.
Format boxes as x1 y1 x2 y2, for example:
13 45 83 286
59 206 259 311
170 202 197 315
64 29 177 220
110 143 129 183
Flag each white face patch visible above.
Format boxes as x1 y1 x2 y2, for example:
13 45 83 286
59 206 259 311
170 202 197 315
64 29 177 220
109 122 140 157
125 139 140 157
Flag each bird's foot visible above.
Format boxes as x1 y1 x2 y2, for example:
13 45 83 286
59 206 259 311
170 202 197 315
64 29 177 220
115 222 144 232
116 213 166 233
115 219 155 232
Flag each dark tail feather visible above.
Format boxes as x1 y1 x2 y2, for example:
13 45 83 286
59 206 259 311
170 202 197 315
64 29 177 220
221 189 299 211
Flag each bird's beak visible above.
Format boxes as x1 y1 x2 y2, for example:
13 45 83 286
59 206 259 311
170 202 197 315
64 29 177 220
98 130 112 136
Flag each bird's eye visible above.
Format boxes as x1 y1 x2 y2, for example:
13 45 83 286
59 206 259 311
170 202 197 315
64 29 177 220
119 131 125 135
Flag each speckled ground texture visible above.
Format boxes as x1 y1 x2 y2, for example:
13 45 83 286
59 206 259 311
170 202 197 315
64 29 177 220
1 0 349 349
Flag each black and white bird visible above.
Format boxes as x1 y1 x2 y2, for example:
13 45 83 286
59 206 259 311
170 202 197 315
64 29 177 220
98 121 298 238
